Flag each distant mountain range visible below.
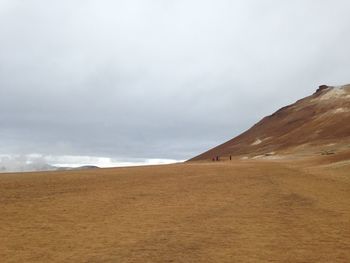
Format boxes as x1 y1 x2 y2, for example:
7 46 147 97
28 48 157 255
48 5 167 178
55 165 100 171
0 164 100 173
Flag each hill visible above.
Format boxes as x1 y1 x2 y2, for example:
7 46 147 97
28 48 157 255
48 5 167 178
190 84 350 161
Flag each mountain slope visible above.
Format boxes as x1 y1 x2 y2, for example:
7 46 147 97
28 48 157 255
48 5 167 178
190 84 350 161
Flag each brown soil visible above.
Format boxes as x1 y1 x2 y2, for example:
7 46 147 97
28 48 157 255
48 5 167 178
1 157 349 262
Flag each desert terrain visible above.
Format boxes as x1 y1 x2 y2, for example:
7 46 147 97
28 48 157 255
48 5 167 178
1 155 350 262
1 85 350 262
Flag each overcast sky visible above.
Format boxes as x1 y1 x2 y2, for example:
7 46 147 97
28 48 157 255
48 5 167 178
1 0 350 170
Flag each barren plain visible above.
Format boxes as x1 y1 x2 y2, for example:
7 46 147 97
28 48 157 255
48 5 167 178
1 156 350 262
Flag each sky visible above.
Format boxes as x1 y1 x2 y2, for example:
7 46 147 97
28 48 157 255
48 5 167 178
1 0 350 171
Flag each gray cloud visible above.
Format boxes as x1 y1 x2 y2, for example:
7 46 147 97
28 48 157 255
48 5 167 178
1 0 350 165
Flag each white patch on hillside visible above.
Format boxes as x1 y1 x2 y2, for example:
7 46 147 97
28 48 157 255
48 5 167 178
251 137 272 146
252 152 283 160
320 87 346 100
332 108 349 114
251 138 262 145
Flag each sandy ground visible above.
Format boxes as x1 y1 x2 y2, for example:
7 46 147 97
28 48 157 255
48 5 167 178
1 160 350 262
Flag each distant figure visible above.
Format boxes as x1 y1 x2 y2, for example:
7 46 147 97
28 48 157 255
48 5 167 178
212 157 215 162
216 156 219 161
230 155 232 160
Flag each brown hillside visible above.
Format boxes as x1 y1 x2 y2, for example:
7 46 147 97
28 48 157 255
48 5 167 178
190 84 350 161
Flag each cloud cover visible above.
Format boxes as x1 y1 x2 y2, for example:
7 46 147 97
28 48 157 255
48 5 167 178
1 0 350 169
